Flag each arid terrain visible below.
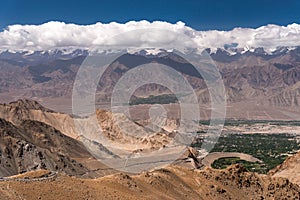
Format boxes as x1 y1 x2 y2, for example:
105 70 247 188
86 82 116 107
1 47 300 120
0 99 298 199
1 45 300 199
1 3 300 199
270 151 300 186
0 164 299 200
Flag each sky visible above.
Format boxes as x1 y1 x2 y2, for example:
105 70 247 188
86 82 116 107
1 0 300 31
1 0 300 51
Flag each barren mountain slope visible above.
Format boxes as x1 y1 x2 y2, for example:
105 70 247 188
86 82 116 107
0 117 114 177
0 99 197 177
270 151 300 186
0 164 298 200
0 99 78 139
2 48 300 119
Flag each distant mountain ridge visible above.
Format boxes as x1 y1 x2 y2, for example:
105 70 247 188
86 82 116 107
1 46 300 119
1 45 299 62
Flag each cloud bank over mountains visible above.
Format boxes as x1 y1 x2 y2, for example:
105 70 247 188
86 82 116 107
1 20 300 52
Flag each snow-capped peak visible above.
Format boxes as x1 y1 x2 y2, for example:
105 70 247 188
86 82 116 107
144 48 164 55
127 48 173 57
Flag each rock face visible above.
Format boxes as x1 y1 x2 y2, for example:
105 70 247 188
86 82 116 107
0 99 78 139
270 151 300 186
0 117 93 177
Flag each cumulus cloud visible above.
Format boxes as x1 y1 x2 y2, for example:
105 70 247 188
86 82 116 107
1 20 300 51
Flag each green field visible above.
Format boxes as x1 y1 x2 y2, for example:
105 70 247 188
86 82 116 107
129 94 178 105
211 157 267 173
193 132 300 174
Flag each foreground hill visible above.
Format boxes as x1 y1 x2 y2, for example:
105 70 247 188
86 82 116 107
0 165 298 200
270 151 300 186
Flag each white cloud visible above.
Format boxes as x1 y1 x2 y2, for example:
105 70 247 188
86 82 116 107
1 21 300 51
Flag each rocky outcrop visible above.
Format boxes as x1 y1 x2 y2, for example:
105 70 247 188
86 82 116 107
269 151 300 186
95 109 173 152
0 99 78 139
0 118 91 177
173 147 202 169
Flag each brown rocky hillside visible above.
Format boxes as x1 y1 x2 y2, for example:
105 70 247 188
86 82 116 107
0 164 298 200
270 151 300 186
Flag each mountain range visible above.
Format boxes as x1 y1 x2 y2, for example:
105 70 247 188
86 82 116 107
1 46 300 120
2 18 300 200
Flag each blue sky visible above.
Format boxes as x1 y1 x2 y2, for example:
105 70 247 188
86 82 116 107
1 0 300 30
